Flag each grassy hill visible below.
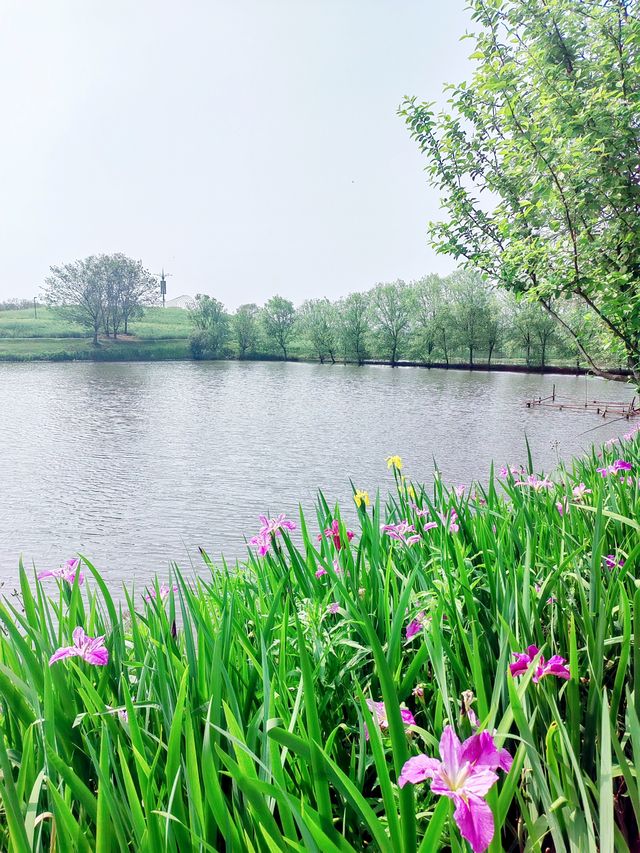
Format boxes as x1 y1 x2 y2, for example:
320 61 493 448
0 307 192 361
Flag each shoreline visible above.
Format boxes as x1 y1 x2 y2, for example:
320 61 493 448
0 347 631 379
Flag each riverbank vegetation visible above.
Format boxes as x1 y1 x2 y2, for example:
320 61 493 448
0 429 638 851
401 0 640 385
0 268 625 371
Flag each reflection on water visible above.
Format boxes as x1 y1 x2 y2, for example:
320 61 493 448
0 361 635 585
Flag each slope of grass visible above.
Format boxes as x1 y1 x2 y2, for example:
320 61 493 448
0 430 638 851
0 336 190 361
0 307 191 341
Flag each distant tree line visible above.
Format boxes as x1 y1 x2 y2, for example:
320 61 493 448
43 254 158 344
188 270 624 368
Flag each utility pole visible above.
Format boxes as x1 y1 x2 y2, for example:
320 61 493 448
33 297 37 319
156 268 173 308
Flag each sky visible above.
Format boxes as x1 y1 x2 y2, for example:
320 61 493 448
0 1 473 308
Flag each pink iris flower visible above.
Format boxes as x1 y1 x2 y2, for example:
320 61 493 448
38 558 84 586
454 485 466 498
398 726 512 853
381 520 421 545
250 513 296 556
319 519 354 551
514 475 554 491
556 498 569 516
424 520 438 532
437 509 459 533
603 554 625 570
598 459 633 477
509 645 570 682
326 601 340 615
365 699 415 740
315 566 328 578
572 483 591 501
406 611 426 640
49 627 109 667
144 583 178 602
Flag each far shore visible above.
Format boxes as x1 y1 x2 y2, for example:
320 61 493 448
0 342 632 380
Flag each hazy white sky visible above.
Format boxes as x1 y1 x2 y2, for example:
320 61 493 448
0 1 473 307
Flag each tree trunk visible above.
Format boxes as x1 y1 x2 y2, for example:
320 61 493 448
391 343 397 367
541 339 546 368
540 298 630 383
526 339 531 365
469 345 473 366
441 329 448 364
488 342 495 364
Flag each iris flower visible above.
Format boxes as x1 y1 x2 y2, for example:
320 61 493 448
399 726 512 853
381 521 421 545
38 558 84 586
365 699 415 740
320 519 355 551
603 554 625 570
49 627 109 667
144 583 178 602
386 455 403 470
250 513 296 556
354 489 370 508
509 645 570 682
406 611 426 640
514 475 553 491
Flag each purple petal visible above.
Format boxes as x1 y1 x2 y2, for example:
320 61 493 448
84 647 109 666
453 793 495 853
72 627 87 646
438 726 461 778
459 730 501 770
49 646 78 665
398 754 442 787
406 619 422 640
461 767 499 798
400 708 416 727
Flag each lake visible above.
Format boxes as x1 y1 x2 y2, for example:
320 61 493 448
0 361 635 587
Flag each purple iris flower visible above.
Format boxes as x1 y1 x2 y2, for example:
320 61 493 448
509 645 570 683
398 726 512 853
37 558 84 586
49 627 109 667
381 521 421 545
364 699 415 740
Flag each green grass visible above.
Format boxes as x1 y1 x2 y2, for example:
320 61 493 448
0 307 191 361
0 336 190 362
0 307 190 341
0 430 639 851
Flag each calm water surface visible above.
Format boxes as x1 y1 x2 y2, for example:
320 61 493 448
0 361 635 585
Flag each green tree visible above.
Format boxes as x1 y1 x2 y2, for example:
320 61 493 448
402 0 640 383
262 295 296 359
189 294 229 359
448 270 491 365
338 292 369 365
232 303 259 359
369 280 413 366
299 298 338 364
44 256 106 345
411 274 451 364
102 254 157 337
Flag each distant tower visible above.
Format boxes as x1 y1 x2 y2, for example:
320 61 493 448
156 268 173 307
160 269 167 308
